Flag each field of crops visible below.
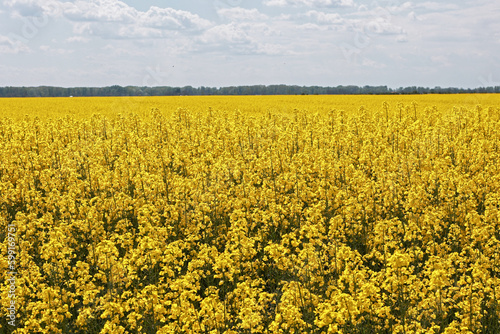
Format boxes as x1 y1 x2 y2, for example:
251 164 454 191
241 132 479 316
1 94 500 333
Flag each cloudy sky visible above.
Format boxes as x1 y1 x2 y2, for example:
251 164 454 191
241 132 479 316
0 0 499 88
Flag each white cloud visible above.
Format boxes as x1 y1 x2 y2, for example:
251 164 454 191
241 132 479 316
5 0 213 40
62 0 137 23
357 17 405 35
115 25 164 39
296 23 325 31
66 36 90 43
361 58 385 69
198 22 286 56
4 0 44 17
345 6 407 36
303 10 405 36
396 35 408 43
140 6 211 31
383 1 413 14
407 11 418 20
62 1 211 31
430 55 451 67
39 45 74 54
200 23 252 46
254 43 293 55
305 10 344 24
0 35 30 53
217 7 268 22
101 44 146 57
4 0 63 17
264 0 354 7
403 1 499 47
415 2 459 11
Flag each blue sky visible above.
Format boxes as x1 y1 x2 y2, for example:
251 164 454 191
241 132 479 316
0 0 499 88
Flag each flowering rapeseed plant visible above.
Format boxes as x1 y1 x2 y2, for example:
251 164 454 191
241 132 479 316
0 95 499 333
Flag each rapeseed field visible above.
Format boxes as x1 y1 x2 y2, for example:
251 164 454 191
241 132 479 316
1 95 499 333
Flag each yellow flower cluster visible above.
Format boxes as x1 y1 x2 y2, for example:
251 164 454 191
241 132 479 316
0 95 499 333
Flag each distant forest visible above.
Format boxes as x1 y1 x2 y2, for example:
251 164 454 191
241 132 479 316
1 84 499 97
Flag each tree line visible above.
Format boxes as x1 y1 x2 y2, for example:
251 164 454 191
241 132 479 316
0 84 499 97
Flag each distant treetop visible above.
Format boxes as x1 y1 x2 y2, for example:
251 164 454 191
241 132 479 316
0 84 498 97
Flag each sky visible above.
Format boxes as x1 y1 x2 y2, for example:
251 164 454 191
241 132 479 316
0 0 499 88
